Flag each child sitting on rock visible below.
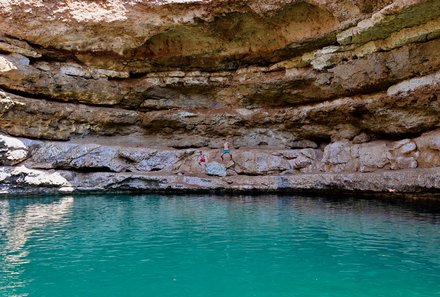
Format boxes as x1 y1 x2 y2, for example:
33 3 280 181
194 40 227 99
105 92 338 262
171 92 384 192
198 151 208 171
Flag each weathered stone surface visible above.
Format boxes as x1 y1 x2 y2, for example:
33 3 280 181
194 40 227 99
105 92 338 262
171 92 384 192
31 143 127 172
0 134 28 165
352 132 371 144
0 0 363 70
1 36 440 110
1 69 439 143
0 132 433 178
28 142 188 174
232 151 291 175
414 130 440 168
1 129 440 195
321 141 358 173
118 147 183 172
0 0 439 195
0 166 72 195
0 90 142 140
1 166 439 196
206 162 227 177
337 0 440 45
357 142 390 172
290 155 313 170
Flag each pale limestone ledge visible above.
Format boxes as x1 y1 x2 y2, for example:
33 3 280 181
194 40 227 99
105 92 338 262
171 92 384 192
1 130 440 195
0 41 41 58
311 17 440 71
337 0 440 45
2 127 440 176
387 70 440 96
1 166 439 196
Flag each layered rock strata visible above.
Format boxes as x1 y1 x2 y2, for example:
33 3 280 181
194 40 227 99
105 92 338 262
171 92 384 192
1 131 439 195
0 0 439 195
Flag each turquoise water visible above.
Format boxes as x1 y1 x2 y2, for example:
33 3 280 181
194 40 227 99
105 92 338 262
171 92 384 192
0 195 439 297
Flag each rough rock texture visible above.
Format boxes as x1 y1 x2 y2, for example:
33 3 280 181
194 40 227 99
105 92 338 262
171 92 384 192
1 131 439 195
0 0 439 195
2 165 440 196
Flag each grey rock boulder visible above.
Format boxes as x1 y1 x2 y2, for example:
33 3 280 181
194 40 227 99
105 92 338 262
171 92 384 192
0 165 72 195
233 151 290 174
206 161 227 177
0 134 29 165
30 143 126 172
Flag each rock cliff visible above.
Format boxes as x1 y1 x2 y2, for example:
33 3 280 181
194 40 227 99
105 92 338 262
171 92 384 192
0 0 439 195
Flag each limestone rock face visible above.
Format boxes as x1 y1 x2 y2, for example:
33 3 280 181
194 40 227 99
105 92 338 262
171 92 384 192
1 131 439 174
0 134 29 165
206 162 227 177
0 0 440 195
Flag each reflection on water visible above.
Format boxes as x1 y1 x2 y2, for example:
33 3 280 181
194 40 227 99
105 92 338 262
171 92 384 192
0 194 439 297
0 197 73 296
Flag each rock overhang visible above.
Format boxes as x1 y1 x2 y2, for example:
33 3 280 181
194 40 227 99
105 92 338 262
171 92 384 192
0 0 383 71
0 0 440 195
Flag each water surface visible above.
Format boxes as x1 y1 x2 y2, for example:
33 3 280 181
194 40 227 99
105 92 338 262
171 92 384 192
1 195 439 297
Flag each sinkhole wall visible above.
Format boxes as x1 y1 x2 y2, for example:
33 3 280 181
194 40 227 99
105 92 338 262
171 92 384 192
0 0 439 195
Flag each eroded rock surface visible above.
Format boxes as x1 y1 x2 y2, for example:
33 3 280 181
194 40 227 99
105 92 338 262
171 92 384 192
1 131 439 195
0 0 439 195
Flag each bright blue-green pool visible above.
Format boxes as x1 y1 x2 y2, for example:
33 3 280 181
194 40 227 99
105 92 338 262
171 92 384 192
1 195 439 297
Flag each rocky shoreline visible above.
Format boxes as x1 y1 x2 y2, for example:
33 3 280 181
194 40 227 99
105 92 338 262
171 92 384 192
1 166 440 198
1 133 439 197
1 0 439 197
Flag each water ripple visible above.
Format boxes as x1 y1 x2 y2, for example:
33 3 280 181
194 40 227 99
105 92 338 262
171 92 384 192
0 194 439 297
